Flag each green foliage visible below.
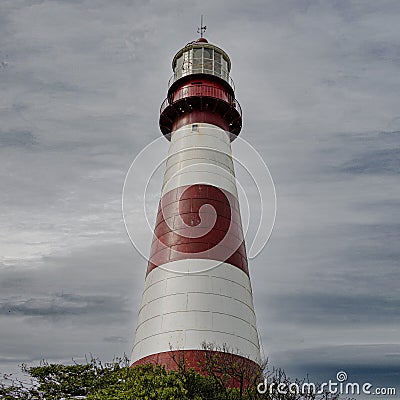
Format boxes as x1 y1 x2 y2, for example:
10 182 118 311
0 355 339 400
0 357 220 400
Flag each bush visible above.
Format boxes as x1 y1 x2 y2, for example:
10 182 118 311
0 353 339 400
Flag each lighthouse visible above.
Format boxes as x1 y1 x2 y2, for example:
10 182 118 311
130 34 262 373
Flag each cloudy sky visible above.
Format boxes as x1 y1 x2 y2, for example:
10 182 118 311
1 0 399 394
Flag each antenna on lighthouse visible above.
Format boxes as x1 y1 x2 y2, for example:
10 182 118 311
197 15 207 38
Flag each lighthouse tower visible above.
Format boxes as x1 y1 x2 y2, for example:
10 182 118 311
131 35 261 373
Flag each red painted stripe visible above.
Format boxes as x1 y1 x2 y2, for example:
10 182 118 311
131 349 261 387
147 184 248 276
170 79 232 133
171 78 232 103
172 111 229 134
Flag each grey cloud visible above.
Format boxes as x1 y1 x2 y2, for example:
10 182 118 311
103 336 128 343
340 148 400 175
0 293 129 319
0 130 38 147
267 292 400 325
307 130 400 180
274 344 400 390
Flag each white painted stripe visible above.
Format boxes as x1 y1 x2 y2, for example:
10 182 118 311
171 123 231 145
161 123 239 198
162 165 238 197
132 330 260 366
164 150 235 182
131 260 261 364
170 134 231 154
144 259 251 292
166 147 234 166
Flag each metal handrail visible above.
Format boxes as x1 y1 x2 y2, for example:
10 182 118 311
160 84 242 117
167 68 235 91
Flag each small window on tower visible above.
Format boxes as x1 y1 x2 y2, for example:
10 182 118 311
192 124 199 132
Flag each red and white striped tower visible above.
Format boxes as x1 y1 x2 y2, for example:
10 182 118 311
131 36 261 372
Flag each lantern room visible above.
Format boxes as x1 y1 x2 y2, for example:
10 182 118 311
160 38 242 140
169 39 232 89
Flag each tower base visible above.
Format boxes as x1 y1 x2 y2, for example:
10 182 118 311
131 349 262 388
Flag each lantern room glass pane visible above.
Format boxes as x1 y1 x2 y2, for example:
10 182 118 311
175 56 183 79
222 57 228 71
182 50 191 63
192 57 202 74
182 50 192 76
221 57 228 79
203 48 213 60
214 61 222 77
172 47 230 85
204 61 212 74
193 48 202 59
